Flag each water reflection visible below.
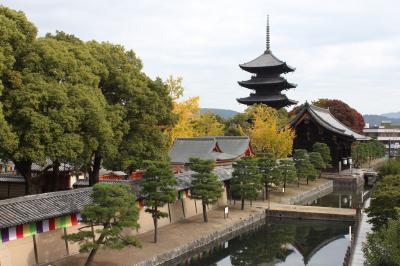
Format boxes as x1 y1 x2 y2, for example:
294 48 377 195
176 218 352 266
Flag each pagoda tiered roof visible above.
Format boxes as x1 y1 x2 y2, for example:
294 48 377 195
236 16 297 109
238 76 296 90
239 51 295 73
237 94 298 109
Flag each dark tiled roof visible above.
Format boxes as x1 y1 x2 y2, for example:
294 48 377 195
215 136 251 157
169 137 237 164
31 158 74 172
73 179 141 196
290 103 370 141
238 77 297 89
175 166 233 190
0 173 25 183
239 51 295 73
0 188 92 229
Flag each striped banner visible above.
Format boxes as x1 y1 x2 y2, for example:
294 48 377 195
0 213 81 243
178 189 191 199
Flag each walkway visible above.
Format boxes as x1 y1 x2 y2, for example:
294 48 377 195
350 198 372 266
52 178 340 266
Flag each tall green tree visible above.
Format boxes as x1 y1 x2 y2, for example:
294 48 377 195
312 142 332 168
64 183 141 266
231 157 262 210
366 175 400 230
87 41 176 179
309 152 326 178
189 158 223 222
293 149 316 186
277 159 298 191
363 212 400 266
140 161 177 243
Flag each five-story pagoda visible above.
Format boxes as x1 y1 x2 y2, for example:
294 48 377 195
237 16 297 109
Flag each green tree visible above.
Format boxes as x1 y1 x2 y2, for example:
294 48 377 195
277 159 298 191
63 183 141 266
189 158 223 222
231 157 263 210
257 153 279 200
312 142 332 168
140 161 177 243
378 158 400 177
366 175 400 230
309 152 326 178
87 41 176 177
363 213 400 266
293 149 316 186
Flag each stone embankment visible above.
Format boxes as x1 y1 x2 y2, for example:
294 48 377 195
137 211 266 266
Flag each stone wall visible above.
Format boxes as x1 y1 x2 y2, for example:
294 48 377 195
136 211 266 266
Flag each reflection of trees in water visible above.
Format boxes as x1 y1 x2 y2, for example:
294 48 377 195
229 222 296 265
228 219 350 266
180 219 351 266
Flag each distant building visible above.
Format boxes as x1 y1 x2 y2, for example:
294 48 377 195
290 103 370 168
363 122 400 156
169 136 254 172
237 16 297 109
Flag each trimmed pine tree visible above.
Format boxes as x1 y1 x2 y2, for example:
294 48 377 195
231 157 263 210
140 161 177 243
189 158 223 223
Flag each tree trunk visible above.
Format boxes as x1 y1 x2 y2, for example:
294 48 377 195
264 180 269 201
85 230 106 266
284 180 286 191
202 202 208 223
89 151 102 186
153 205 158 243
52 159 60 191
297 177 300 187
241 195 245 210
307 178 309 185
15 160 34 195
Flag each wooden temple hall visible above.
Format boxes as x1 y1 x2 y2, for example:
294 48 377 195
237 16 297 109
290 103 370 168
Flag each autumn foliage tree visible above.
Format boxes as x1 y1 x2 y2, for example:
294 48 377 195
249 105 295 159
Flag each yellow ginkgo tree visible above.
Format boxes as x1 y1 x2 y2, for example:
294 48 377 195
249 104 295 159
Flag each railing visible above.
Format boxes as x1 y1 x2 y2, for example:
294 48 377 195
288 181 333 205
342 206 362 265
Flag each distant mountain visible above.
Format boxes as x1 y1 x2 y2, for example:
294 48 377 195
381 112 400 119
200 108 238 119
363 114 400 126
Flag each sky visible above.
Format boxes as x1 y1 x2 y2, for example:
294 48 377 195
3 0 400 114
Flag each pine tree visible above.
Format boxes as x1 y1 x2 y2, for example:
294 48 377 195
189 158 223 222
277 159 297 192
312 142 332 168
63 183 140 266
231 157 263 210
257 153 280 200
293 149 316 185
309 152 326 179
140 161 177 243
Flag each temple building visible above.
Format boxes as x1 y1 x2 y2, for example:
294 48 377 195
237 16 297 109
289 103 370 168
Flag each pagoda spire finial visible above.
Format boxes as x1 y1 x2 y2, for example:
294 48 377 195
266 15 270 52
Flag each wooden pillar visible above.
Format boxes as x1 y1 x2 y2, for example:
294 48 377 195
167 203 172 223
32 235 39 265
181 199 186 218
63 228 70 255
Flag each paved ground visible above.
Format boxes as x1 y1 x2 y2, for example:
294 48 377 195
52 178 340 266
350 198 372 266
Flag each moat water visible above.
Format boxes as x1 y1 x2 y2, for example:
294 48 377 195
172 183 366 266
175 218 353 266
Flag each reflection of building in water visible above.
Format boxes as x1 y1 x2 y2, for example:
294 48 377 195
363 121 400 157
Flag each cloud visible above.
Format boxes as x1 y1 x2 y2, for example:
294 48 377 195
3 0 400 114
